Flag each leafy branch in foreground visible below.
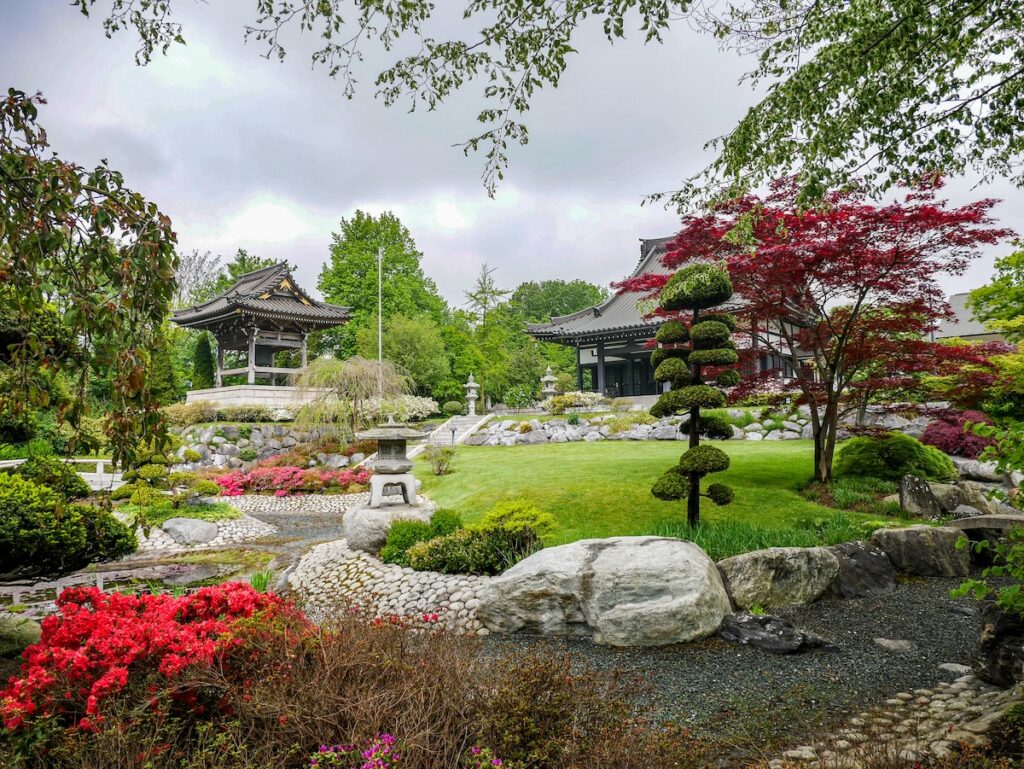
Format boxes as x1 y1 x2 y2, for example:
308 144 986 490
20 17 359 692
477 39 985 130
74 1 1024 204
0 88 178 464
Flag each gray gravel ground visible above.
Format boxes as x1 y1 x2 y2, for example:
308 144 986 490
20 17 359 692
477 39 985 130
481 577 982 752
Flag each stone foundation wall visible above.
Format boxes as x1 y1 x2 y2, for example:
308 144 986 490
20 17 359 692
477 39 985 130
172 423 356 471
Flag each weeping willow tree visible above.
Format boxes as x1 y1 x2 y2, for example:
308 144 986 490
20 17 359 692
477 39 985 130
295 356 409 440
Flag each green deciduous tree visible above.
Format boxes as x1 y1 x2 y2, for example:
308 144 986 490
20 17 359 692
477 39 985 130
79 1 1024 203
356 314 448 397
465 263 510 322
192 248 279 304
1 89 178 464
968 241 1024 343
318 211 446 358
510 279 608 322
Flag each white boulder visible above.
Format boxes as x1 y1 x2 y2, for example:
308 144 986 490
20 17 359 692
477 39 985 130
477 536 731 647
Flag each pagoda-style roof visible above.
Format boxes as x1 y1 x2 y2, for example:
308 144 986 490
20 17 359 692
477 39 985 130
172 262 349 333
527 236 673 345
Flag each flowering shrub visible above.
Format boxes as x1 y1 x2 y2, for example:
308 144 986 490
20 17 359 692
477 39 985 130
359 395 439 423
308 737 509 769
216 466 372 496
539 390 608 414
0 583 300 732
921 409 994 458
310 734 402 768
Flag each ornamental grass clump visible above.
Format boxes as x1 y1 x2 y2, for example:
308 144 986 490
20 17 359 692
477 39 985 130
649 263 738 525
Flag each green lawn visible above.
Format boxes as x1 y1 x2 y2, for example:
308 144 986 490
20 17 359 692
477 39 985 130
416 440 908 553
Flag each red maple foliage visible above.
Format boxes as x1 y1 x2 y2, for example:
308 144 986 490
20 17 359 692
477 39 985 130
617 177 1013 481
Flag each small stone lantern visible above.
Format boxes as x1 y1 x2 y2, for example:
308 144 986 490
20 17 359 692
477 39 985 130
540 366 558 398
356 417 424 508
464 373 480 417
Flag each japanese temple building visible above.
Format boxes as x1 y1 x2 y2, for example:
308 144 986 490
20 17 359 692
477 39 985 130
527 237 672 398
172 263 349 401
528 236 787 398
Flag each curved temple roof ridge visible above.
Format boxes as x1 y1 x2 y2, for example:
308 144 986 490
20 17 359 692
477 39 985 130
172 262 350 330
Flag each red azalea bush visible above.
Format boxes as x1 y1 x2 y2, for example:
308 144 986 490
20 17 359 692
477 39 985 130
215 467 372 497
1 583 304 733
921 409 994 458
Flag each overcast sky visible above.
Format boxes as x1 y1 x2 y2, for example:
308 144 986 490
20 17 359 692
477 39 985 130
3 2 1021 307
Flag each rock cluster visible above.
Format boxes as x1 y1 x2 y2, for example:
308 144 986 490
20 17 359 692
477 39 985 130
477 536 732 646
899 459 1021 523
769 672 1021 767
131 513 277 554
287 538 490 635
172 423 356 470
343 501 436 554
464 403 957 446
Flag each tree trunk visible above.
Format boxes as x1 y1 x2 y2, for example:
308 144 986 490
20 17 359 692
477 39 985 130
688 403 700 526
813 398 839 483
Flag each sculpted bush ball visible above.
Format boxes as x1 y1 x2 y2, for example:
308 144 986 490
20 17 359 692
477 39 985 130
648 264 738 526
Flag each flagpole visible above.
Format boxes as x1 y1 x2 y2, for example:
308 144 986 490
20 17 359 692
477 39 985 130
377 244 383 397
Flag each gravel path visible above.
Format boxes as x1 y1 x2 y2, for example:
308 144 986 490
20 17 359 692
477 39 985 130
482 577 983 751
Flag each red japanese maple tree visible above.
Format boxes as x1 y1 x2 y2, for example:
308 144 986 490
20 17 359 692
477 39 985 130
618 178 1012 482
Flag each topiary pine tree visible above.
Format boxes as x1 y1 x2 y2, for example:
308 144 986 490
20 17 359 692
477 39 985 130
193 334 215 390
649 263 738 526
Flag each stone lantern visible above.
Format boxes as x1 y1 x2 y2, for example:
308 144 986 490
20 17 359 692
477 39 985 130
464 373 480 417
356 417 424 508
540 366 558 398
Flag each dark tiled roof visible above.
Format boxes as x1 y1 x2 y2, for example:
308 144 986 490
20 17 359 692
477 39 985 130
172 262 349 329
527 236 673 343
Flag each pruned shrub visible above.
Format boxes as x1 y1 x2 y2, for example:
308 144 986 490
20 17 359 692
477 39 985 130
688 347 739 366
182 448 201 463
678 445 730 474
652 468 689 501
655 320 689 344
689 320 732 349
407 500 553 575
216 405 274 423
239 447 258 462
161 401 216 427
0 473 135 576
834 432 957 482
381 508 464 567
921 409 994 458
14 456 90 500
442 400 464 416
716 369 741 387
678 414 733 440
659 263 733 311
654 357 689 385
650 385 727 416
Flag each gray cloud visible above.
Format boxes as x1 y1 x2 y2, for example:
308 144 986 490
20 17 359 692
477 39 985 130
2 2 1020 306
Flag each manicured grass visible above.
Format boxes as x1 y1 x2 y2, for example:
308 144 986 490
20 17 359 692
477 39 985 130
416 440 910 549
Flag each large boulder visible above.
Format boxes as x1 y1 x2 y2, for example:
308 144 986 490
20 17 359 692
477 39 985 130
899 475 944 519
870 525 969 577
716 547 839 609
342 502 435 554
162 517 219 545
0 615 41 659
827 540 897 598
973 602 1024 687
477 536 731 647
